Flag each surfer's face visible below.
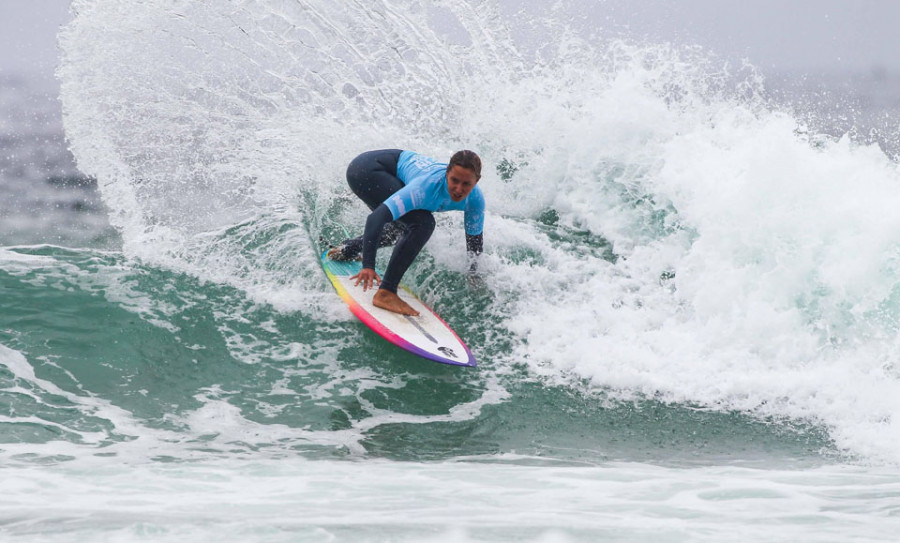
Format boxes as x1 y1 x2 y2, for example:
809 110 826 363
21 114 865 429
447 165 478 202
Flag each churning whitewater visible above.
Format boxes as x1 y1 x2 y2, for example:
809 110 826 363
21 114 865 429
53 0 900 464
3 0 900 540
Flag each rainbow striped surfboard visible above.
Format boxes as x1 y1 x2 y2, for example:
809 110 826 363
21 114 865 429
321 251 476 367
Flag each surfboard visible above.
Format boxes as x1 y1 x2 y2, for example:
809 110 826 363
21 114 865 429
321 250 476 367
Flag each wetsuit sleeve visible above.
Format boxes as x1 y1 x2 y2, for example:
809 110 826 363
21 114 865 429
362 204 394 270
463 187 485 273
463 187 485 236
466 233 483 274
465 233 483 256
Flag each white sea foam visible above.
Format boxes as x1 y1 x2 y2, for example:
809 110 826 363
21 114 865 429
57 0 900 466
473 63 900 463
2 456 900 542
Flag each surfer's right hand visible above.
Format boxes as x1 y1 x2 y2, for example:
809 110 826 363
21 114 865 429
466 272 486 290
351 268 381 291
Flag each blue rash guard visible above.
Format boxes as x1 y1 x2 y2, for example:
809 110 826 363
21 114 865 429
386 151 485 236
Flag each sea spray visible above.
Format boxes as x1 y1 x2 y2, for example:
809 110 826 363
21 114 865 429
56 0 900 465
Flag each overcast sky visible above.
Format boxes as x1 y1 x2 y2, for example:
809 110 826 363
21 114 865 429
2 1 899 80
0 1 71 77
571 0 900 74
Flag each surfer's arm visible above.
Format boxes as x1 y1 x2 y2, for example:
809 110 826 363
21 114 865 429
463 188 485 275
465 233 482 274
355 203 389 291
361 204 394 270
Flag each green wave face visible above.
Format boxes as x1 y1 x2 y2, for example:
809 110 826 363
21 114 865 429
0 246 832 467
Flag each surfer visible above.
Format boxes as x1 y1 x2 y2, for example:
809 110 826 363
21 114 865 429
327 149 485 316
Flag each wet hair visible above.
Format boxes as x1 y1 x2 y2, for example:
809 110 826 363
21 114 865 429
447 150 482 180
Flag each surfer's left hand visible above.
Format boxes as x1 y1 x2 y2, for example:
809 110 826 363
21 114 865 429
351 268 381 291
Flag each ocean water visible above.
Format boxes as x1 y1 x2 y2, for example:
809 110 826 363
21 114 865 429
3 1 900 541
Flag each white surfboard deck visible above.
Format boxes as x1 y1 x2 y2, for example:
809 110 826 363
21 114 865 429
321 251 476 367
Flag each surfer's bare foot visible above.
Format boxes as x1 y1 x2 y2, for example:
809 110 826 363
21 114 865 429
327 246 361 262
373 289 419 316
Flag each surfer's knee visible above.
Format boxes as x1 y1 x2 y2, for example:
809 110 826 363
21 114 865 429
405 210 435 236
422 211 436 233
